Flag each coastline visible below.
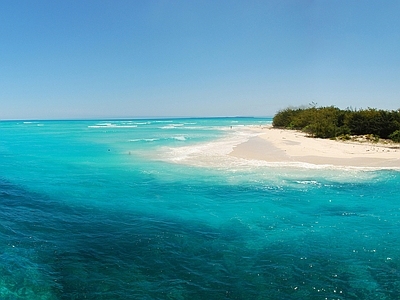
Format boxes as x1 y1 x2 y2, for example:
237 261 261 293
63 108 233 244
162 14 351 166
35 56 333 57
230 126 400 168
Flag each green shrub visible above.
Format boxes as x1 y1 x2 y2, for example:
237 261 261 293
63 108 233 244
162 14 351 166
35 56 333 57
273 106 400 141
337 134 351 141
389 130 400 142
365 134 380 143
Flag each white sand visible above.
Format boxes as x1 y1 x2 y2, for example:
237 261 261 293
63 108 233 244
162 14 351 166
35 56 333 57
230 126 400 168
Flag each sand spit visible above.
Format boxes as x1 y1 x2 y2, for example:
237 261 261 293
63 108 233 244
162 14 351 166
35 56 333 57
230 126 400 168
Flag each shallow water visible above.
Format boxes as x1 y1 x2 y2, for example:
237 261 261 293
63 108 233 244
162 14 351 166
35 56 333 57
1 118 399 299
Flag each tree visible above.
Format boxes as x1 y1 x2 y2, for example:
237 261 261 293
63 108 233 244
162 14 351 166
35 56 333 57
272 105 400 142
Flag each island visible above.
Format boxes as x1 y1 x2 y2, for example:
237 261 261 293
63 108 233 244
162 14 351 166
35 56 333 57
230 106 400 168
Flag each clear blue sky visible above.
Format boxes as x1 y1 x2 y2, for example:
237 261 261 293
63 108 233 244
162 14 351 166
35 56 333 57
1 0 399 119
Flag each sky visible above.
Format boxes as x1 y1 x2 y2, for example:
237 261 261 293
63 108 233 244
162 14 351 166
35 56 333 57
1 0 399 119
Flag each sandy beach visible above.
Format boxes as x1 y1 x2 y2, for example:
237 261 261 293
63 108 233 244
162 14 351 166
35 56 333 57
230 126 400 168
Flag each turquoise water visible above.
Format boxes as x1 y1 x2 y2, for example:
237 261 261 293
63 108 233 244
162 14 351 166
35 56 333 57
1 118 399 299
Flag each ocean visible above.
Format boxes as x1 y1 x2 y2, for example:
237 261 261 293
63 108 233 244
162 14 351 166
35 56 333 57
0 118 399 299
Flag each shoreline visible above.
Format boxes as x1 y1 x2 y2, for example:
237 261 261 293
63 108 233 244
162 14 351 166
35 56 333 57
230 126 400 168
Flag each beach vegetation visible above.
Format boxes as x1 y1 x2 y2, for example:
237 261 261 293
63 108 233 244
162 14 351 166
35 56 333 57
273 106 400 142
337 134 351 141
389 130 400 143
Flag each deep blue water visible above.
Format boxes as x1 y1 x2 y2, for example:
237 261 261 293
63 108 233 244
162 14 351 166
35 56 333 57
1 118 399 299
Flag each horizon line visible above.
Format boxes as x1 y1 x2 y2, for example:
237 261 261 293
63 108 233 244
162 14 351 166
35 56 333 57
0 115 273 122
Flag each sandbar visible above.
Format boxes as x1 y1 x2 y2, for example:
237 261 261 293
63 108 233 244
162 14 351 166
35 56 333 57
230 126 400 168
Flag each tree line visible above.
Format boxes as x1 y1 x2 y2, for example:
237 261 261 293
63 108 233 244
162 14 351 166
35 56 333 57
272 105 400 142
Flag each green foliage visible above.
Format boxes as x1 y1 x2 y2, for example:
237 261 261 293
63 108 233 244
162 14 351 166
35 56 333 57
337 134 351 141
343 108 399 138
364 134 380 143
389 130 400 143
272 107 300 128
273 106 400 142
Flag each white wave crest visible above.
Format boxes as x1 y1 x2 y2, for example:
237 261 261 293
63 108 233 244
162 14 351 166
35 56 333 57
129 138 159 142
172 136 186 141
88 123 137 128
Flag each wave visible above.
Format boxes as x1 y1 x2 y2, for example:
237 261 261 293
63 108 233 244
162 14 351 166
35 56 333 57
295 180 320 185
172 136 186 141
157 131 253 165
88 123 138 128
129 136 187 143
129 138 160 142
22 121 44 126
133 122 151 125
160 123 185 129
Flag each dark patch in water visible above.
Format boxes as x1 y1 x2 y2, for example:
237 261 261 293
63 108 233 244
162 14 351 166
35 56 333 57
1 178 399 299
